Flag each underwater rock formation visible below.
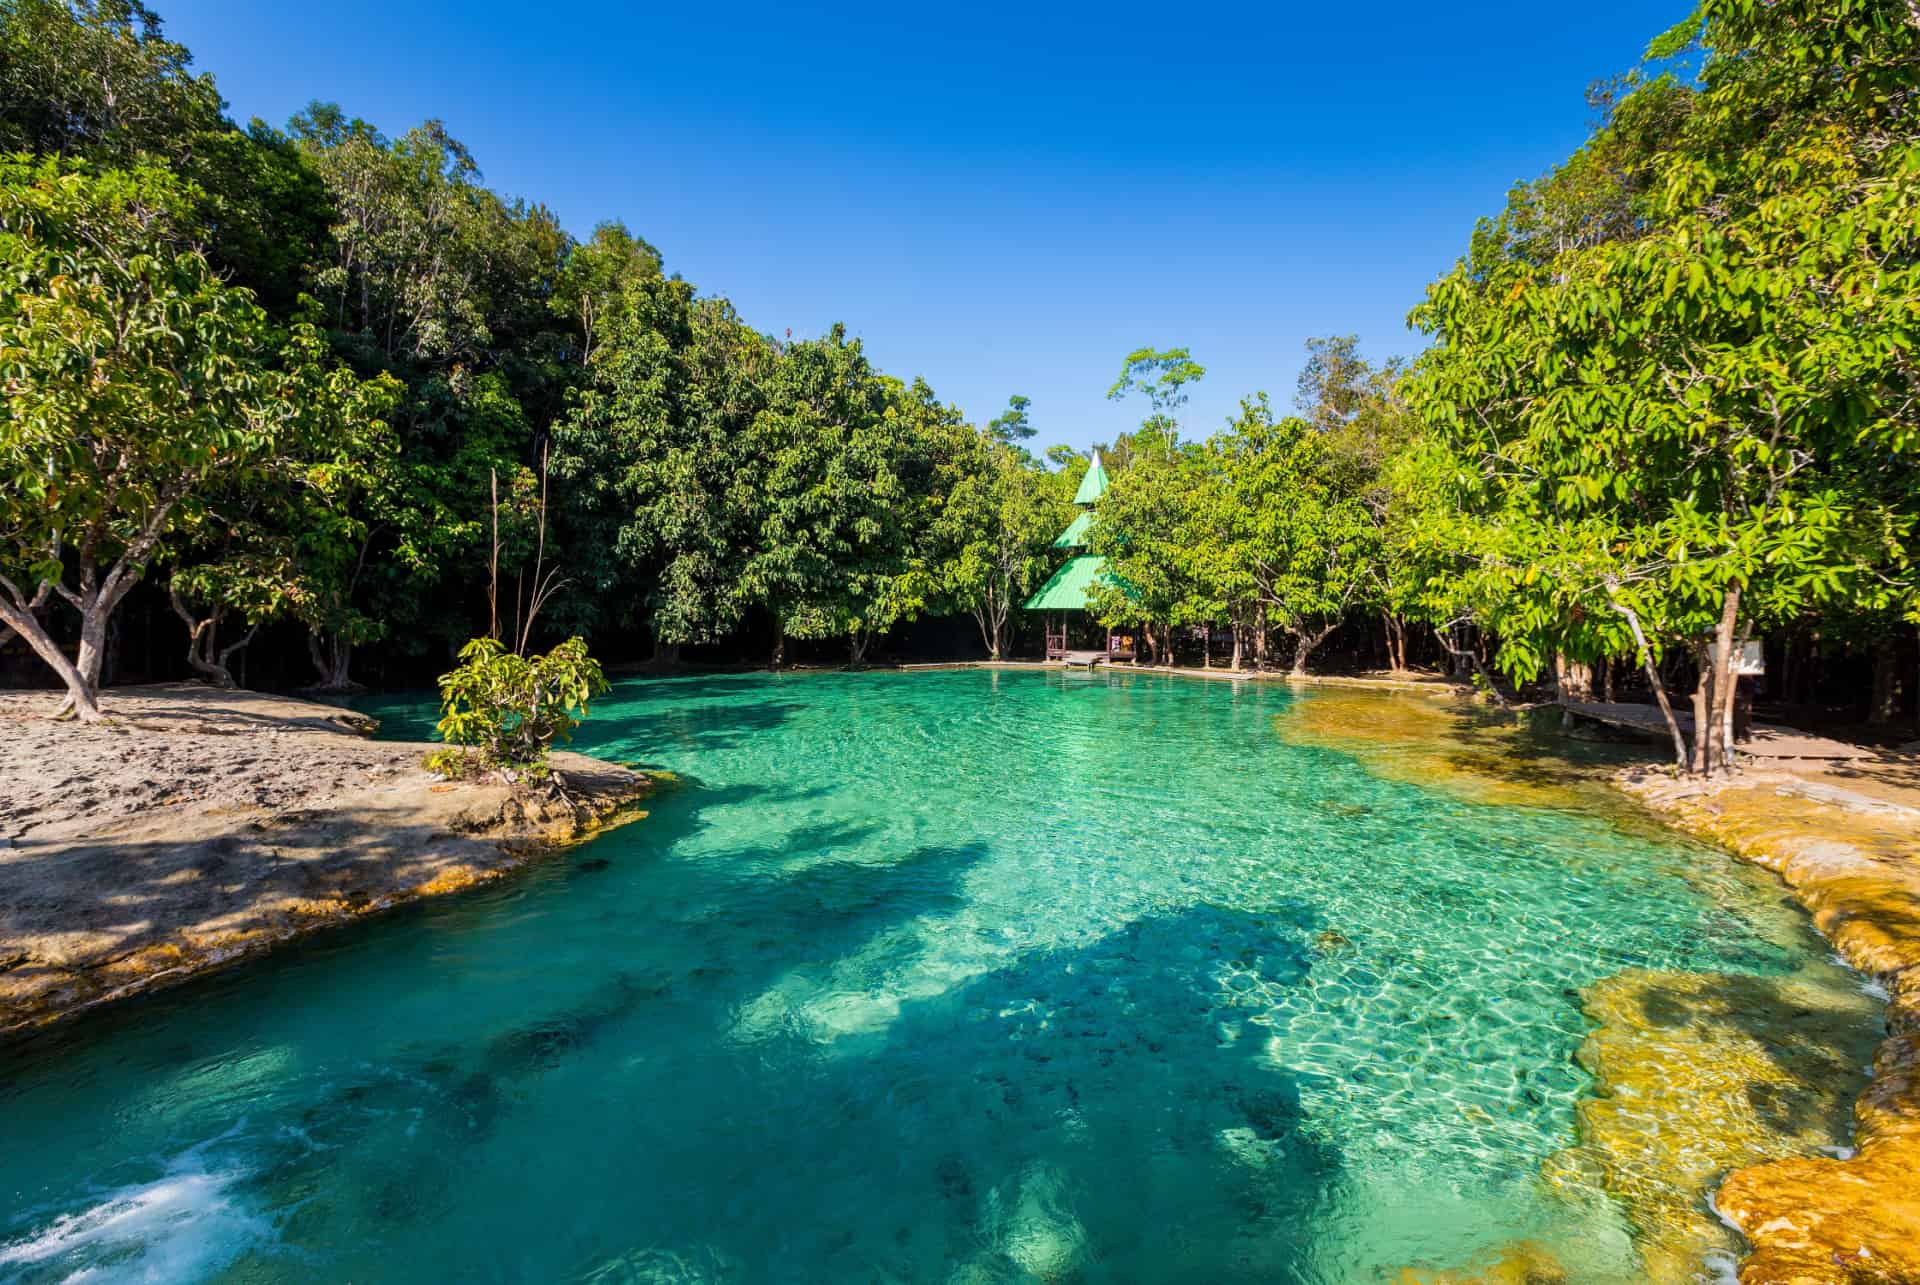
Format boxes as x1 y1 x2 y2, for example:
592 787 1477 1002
1546 967 1877 1281
1625 776 1920 1284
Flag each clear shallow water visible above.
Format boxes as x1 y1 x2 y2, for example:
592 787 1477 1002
0 670 1853 1282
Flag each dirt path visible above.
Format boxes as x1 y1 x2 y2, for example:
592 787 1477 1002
0 684 652 1036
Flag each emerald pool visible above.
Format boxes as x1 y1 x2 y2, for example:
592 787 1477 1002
0 670 1863 1281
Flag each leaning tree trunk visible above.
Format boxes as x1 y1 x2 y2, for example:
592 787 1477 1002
1607 590 1688 771
0 598 101 720
1438 623 1511 708
848 630 870 668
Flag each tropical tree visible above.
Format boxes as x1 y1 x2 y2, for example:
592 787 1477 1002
0 0 224 160
0 157 388 717
1226 399 1381 674
1407 0 1920 772
936 434 1071 658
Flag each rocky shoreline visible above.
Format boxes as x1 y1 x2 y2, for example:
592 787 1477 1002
1621 770 1920 1285
0 684 654 1038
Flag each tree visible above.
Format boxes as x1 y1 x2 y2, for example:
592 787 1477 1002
432 635 608 773
735 327 942 666
0 0 224 160
1106 346 1206 417
165 347 400 689
551 220 660 366
938 434 1073 658
986 393 1036 443
552 282 775 656
1406 0 1920 773
1226 399 1380 674
0 158 387 717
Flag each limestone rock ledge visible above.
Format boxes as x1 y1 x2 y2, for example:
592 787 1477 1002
1621 772 1920 1284
0 685 655 1038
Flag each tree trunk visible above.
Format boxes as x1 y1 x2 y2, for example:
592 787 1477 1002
1708 586 1742 773
1438 623 1511 708
1290 624 1335 677
1202 625 1211 670
770 632 785 670
1254 604 1269 670
170 587 237 688
1555 653 1593 702
1231 617 1244 672
1607 591 1688 770
0 598 101 720
848 631 870 668
1870 638 1899 725
1689 644 1713 776
1383 612 1407 672
306 629 357 692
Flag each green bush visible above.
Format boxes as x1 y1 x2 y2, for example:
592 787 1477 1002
433 636 609 770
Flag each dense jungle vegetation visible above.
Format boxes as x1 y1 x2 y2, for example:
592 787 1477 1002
1 0 1915 776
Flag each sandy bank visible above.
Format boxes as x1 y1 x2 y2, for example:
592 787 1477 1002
0 683 653 1037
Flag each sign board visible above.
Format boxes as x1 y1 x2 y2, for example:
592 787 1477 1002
1710 640 1765 676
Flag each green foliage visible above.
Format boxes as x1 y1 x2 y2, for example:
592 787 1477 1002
936 433 1074 657
986 394 1036 443
0 0 223 159
1106 346 1206 416
1403 0 1920 767
434 636 609 769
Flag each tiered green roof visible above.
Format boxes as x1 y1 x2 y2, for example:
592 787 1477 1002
1025 554 1114 610
1052 511 1095 548
1024 452 1127 612
1072 452 1110 505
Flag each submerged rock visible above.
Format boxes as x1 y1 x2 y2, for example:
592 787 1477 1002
1623 778 1920 1284
1546 966 1878 1281
1394 1239 1569 1284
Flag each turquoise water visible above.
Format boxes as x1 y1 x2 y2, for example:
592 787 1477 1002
0 670 1848 1282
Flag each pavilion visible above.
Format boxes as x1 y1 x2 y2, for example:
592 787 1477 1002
1024 452 1134 662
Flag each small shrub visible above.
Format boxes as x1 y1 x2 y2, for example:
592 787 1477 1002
434 636 609 770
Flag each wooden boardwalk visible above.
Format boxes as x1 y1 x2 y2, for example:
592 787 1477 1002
1560 700 1874 761
1058 650 1108 668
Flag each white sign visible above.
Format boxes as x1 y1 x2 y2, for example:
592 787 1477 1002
1710 640 1765 676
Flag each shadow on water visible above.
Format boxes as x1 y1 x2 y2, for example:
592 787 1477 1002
557 898 1340 1281
578 697 805 758
1626 970 1877 1140
140 814 1342 1280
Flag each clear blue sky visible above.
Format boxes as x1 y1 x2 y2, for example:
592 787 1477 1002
158 0 1682 450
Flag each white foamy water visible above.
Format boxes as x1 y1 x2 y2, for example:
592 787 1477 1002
0 1157 269 1283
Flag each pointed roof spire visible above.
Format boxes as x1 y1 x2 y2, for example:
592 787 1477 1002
1073 451 1110 506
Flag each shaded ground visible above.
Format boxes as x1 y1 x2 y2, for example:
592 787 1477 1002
0 684 652 1036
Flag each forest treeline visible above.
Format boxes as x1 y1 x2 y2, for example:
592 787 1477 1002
1 0 1916 777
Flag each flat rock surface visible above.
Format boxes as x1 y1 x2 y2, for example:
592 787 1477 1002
0 684 650 1035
